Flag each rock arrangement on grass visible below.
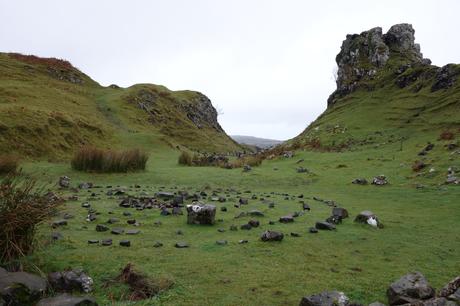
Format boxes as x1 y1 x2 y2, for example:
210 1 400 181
299 272 460 306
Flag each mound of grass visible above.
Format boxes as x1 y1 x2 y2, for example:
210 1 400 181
0 172 63 267
0 154 19 175
71 146 148 173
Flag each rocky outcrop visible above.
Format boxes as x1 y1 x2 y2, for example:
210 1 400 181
328 24 431 106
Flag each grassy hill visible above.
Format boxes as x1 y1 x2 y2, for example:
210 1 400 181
288 25 460 153
0 53 240 159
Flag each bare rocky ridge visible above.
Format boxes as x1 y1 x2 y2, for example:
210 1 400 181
328 23 431 106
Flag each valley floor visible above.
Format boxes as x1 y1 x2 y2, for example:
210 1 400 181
22 142 460 305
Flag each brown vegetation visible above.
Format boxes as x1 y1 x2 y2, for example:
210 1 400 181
439 130 455 140
71 146 148 173
0 173 63 266
9 53 74 70
0 155 19 175
112 263 174 301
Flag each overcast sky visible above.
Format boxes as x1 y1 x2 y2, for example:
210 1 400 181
1 0 459 140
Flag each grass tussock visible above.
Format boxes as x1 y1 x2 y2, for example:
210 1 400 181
178 151 193 166
0 155 19 175
0 173 63 267
71 146 149 173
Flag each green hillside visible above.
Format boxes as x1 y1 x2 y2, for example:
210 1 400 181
0 53 240 159
289 24 460 153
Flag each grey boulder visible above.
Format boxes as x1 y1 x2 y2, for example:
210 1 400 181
387 272 435 305
299 290 349 306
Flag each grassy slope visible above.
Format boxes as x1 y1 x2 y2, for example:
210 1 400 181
0 53 240 158
290 59 460 151
21 134 460 305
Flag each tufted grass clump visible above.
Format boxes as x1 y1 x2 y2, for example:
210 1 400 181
71 146 149 173
0 172 63 267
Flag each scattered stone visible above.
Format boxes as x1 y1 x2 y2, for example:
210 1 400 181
352 178 368 185
216 240 228 245
88 240 99 244
220 206 227 212
123 211 132 217
119 240 131 247
240 223 252 230
260 230 284 242
243 165 252 172
155 192 175 200
36 293 98 306
279 215 294 223
101 239 112 246
107 218 119 224
59 176 71 188
81 202 91 208
48 269 93 293
315 221 336 230
372 175 388 186
248 220 260 227
268 221 276 225
239 198 248 205
230 225 238 231
217 228 225 233
78 182 93 189
387 272 435 305
126 229 140 235
52 220 67 228
354 211 383 228
297 167 308 173
96 224 109 232
111 228 124 235
238 239 249 244
332 207 349 219
248 209 264 217
186 204 216 225
51 232 63 241
309 227 318 233
290 232 301 237
153 241 163 248
299 290 349 306
175 242 189 248
302 203 311 211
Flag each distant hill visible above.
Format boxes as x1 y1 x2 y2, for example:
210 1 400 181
231 135 283 148
0 53 241 158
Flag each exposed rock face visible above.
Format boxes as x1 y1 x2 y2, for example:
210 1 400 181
181 93 224 132
328 23 429 106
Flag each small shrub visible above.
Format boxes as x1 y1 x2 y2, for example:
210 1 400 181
0 155 19 175
178 151 193 166
71 146 148 173
0 172 63 266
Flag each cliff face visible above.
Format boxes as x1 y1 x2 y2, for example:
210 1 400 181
288 23 460 152
328 23 431 106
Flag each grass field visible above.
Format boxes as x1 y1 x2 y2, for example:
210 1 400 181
17 135 460 305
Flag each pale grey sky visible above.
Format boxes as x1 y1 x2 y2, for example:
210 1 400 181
1 0 459 140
